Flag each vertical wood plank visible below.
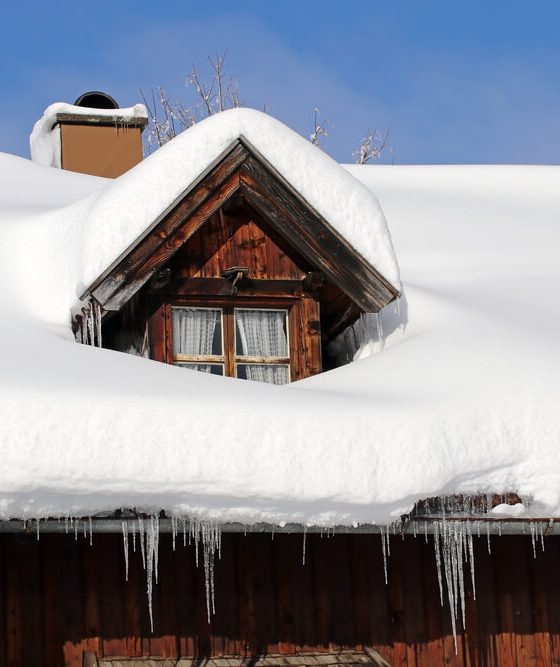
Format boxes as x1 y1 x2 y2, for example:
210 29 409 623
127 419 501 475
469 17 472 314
82 535 102 659
194 546 212 657
292 533 316 652
274 533 297 654
544 534 560 665
252 535 278 655
367 535 392 663
493 536 517 667
122 535 143 657
60 533 86 667
5 536 23 667
174 536 197 657
472 535 498 667
511 536 536 665
155 534 179 657
42 535 64 667
97 534 125 658
531 534 553 666
420 533 446 667
211 533 239 656
236 534 257 656
403 537 428 667
326 535 354 649
386 535 408 666
20 537 44 666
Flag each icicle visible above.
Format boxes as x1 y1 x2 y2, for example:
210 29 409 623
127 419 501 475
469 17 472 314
139 517 146 570
132 522 136 552
302 527 307 566
122 520 129 582
36 518 40 541
467 525 476 600
89 516 93 546
530 522 537 558
433 522 443 606
433 520 479 654
385 524 391 556
380 528 388 585
375 313 385 351
95 301 103 348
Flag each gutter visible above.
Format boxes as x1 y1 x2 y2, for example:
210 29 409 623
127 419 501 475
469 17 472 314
0 517 556 536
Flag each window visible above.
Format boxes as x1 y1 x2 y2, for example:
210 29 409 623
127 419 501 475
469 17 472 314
170 306 290 384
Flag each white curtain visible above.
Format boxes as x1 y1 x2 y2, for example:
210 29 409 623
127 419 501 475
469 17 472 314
172 308 219 373
235 310 289 384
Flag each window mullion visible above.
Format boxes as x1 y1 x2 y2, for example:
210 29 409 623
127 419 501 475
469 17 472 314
224 307 236 378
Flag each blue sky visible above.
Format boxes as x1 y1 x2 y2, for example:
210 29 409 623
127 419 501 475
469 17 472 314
2 1 559 164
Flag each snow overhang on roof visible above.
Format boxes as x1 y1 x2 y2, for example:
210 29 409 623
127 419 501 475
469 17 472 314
82 135 399 315
74 108 401 302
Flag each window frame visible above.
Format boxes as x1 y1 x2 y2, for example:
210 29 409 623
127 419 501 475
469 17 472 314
149 296 306 382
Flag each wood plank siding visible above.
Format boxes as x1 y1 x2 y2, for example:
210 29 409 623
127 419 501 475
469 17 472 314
0 532 559 666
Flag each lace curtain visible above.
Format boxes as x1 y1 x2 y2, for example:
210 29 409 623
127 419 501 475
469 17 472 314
172 308 219 374
235 310 289 384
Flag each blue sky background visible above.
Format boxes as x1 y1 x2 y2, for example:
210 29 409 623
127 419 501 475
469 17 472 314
2 1 559 164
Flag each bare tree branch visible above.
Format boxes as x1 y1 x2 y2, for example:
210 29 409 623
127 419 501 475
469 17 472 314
310 108 328 148
353 127 393 164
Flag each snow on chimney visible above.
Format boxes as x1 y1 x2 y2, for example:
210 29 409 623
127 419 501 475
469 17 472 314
30 91 148 178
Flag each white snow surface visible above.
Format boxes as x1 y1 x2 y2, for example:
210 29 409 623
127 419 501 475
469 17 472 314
1 128 559 525
30 102 148 168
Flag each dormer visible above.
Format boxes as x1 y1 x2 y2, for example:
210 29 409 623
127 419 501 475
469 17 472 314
75 112 400 384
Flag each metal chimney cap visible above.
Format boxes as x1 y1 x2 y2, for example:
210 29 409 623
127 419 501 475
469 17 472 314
74 91 119 110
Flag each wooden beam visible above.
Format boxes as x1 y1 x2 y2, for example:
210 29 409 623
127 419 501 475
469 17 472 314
150 278 304 298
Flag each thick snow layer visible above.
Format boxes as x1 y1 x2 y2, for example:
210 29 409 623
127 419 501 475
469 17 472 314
0 140 559 525
30 102 148 168
74 108 400 294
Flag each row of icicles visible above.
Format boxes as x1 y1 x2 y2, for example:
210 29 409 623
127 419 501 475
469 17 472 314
24 514 548 652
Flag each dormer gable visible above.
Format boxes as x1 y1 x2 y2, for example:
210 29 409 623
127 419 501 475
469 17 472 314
76 113 399 383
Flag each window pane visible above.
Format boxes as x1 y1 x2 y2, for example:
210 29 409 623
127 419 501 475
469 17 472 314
235 309 288 357
172 308 222 356
236 364 290 385
175 363 224 376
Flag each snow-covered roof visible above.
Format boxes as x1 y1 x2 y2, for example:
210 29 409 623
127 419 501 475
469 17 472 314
0 109 559 527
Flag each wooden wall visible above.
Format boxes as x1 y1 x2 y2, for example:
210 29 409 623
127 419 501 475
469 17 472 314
0 532 558 666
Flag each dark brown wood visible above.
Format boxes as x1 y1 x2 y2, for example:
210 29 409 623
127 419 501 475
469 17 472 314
494 537 517 667
122 541 142 658
5 537 23 667
150 278 305 298
274 534 297 655
531 537 552 666
0 532 559 666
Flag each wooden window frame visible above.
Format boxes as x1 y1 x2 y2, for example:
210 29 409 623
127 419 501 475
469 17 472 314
149 295 312 381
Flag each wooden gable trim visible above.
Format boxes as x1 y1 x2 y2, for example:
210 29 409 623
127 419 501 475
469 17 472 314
85 138 399 314
89 145 247 311
238 150 398 311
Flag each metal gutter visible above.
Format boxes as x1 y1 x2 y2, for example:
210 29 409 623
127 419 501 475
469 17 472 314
0 518 557 536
